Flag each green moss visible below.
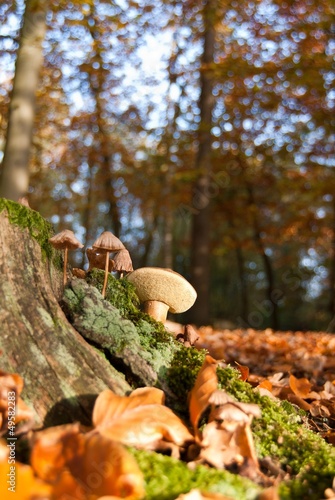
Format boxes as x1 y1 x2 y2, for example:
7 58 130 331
85 269 181 374
131 449 260 500
215 367 335 499
167 348 206 401
0 198 56 261
86 269 140 316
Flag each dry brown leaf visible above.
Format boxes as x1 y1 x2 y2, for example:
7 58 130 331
189 355 218 436
258 380 273 391
93 387 165 428
31 423 82 482
70 433 145 499
289 374 312 399
0 370 35 435
93 388 193 450
129 386 166 405
258 486 280 500
235 362 249 382
310 401 331 418
98 404 193 448
31 424 145 499
200 418 259 472
287 394 312 411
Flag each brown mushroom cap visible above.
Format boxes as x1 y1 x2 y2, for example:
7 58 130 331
126 267 197 313
113 249 133 273
49 230 84 250
92 231 125 252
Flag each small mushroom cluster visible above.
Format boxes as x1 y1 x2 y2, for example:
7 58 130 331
89 231 133 298
49 230 197 321
49 230 133 297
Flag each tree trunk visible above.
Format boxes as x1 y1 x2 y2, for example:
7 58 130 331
0 0 47 201
246 185 278 330
188 0 215 326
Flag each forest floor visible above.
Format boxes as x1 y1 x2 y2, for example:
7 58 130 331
166 321 335 447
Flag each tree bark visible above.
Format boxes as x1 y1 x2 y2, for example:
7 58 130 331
0 0 47 201
246 185 278 330
188 0 215 326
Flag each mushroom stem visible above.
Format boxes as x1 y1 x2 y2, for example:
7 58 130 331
143 300 170 322
63 247 68 286
101 251 110 298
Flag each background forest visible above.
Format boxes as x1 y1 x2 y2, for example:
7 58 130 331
0 0 334 331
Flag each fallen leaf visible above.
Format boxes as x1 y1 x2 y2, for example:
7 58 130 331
31 424 145 499
70 432 145 499
93 389 193 450
189 355 218 437
31 423 82 482
93 387 165 428
0 370 35 435
235 362 249 382
258 380 273 391
289 374 312 399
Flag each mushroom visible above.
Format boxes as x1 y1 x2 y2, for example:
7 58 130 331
113 249 133 277
92 231 125 298
86 247 115 273
126 267 197 322
49 230 84 285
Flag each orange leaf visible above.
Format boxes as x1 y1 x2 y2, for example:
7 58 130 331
189 355 218 436
31 424 145 499
70 433 145 499
257 380 273 391
0 370 34 435
93 389 193 449
235 362 249 381
289 374 312 399
93 387 165 428
31 423 83 482
98 404 193 448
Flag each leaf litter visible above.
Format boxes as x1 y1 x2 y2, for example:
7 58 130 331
1 322 335 499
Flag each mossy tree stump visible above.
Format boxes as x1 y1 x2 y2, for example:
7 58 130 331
0 200 131 426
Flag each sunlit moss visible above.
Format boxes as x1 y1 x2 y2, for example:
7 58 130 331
216 367 335 499
131 448 261 500
0 198 60 266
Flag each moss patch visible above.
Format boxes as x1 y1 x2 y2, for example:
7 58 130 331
84 270 181 376
0 198 59 265
131 449 261 500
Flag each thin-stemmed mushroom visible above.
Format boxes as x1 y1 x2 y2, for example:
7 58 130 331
126 267 197 322
92 231 125 298
113 248 133 278
49 230 84 285
86 247 115 273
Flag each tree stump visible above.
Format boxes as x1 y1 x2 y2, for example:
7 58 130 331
0 200 131 427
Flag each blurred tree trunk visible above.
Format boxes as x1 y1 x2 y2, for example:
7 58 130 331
236 246 249 323
247 185 278 330
327 201 335 322
189 0 215 325
0 0 47 201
